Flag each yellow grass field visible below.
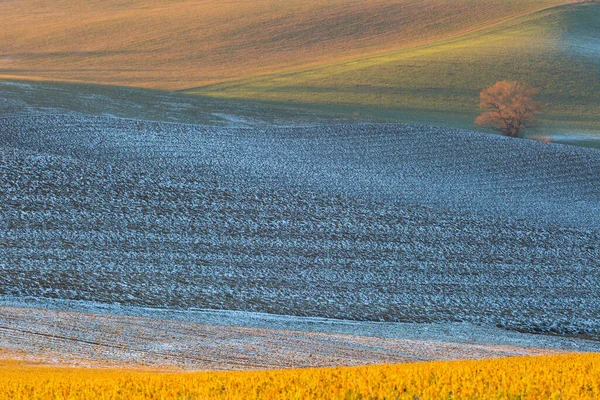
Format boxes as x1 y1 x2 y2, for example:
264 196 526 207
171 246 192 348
1 353 598 399
0 0 582 89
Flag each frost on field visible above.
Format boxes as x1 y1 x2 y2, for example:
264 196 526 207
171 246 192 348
0 115 599 338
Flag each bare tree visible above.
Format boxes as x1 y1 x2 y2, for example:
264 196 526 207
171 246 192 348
475 80 539 138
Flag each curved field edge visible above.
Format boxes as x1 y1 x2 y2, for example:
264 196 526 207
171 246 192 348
0 353 598 399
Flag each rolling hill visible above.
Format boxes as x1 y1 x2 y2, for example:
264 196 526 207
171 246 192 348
2 0 596 143
192 2 600 138
1 115 599 337
0 0 584 89
2 0 600 379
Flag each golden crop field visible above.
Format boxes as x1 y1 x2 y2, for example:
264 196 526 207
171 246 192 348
0 0 581 89
1 353 598 399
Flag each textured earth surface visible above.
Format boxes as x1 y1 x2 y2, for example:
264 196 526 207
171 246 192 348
0 115 599 338
2 301 599 370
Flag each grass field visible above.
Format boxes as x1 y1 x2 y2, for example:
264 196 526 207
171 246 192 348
192 2 600 136
0 353 598 399
1 1 597 142
0 0 582 90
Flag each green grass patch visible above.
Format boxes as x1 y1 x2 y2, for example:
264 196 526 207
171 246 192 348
190 3 600 139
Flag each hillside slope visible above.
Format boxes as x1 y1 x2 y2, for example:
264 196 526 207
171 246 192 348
0 0 581 89
194 2 600 136
0 80 357 126
1 116 599 337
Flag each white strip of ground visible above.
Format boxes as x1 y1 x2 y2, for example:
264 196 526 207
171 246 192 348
0 298 598 370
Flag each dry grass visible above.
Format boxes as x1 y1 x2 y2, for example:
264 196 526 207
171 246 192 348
0 0 581 89
0 353 598 399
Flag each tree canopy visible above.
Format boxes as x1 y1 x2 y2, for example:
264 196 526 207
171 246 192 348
475 81 539 138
